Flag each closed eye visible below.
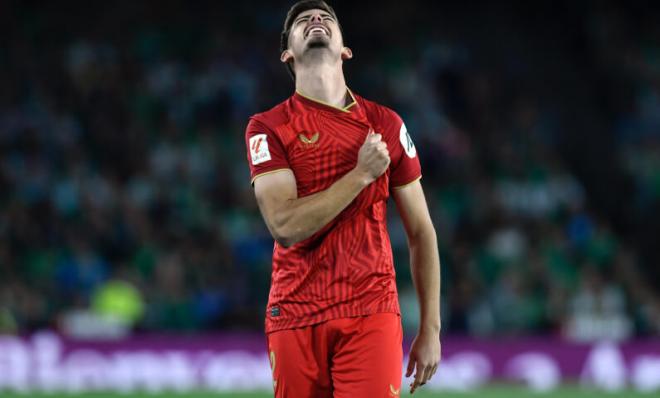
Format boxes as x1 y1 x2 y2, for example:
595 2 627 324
294 13 334 25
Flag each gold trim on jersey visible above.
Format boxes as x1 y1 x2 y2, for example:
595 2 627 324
296 88 357 112
251 168 293 185
391 176 422 190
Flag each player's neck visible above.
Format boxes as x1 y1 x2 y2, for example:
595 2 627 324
295 63 348 109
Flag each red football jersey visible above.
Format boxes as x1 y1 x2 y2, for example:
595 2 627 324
245 90 421 333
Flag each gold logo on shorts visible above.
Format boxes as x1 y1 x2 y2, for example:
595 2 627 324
298 132 320 144
270 351 277 390
270 351 276 371
389 384 400 396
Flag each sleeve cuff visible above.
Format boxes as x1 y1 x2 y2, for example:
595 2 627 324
250 168 293 185
391 175 422 190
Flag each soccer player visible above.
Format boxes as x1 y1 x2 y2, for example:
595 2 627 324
244 1 441 396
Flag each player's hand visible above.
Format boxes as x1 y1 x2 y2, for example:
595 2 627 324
406 329 441 394
355 129 390 184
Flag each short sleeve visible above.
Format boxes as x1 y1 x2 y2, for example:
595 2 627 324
245 117 290 184
385 111 422 188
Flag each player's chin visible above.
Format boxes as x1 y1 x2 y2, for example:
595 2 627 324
305 37 330 49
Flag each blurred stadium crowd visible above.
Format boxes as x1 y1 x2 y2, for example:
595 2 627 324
1 1 659 339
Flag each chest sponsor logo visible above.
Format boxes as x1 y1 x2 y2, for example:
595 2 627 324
399 123 416 158
249 134 271 165
298 132 320 145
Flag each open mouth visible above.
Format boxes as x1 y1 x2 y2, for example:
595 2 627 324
305 24 330 39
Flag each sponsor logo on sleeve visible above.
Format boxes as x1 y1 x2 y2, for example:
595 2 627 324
399 122 417 158
250 134 271 165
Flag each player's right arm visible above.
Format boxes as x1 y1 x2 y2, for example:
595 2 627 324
254 132 389 247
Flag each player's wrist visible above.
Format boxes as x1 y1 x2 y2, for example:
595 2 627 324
418 321 441 336
349 167 374 187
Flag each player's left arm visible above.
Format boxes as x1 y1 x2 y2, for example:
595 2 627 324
392 179 441 394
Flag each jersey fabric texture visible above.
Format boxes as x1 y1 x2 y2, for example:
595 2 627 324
245 90 421 333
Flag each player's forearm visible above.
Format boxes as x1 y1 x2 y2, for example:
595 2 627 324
271 168 371 247
408 227 441 334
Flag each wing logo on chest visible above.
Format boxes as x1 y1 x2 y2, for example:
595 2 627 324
298 132 320 145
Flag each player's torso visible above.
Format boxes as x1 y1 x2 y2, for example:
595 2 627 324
276 98 391 215
255 94 402 332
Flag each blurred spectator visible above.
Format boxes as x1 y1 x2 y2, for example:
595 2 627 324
565 266 632 342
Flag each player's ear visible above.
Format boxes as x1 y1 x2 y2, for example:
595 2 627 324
281 49 294 64
340 47 353 61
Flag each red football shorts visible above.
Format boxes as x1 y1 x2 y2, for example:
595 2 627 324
266 312 403 398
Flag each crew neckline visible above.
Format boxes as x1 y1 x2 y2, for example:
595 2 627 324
294 88 357 113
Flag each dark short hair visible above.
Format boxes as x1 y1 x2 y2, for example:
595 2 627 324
280 0 341 80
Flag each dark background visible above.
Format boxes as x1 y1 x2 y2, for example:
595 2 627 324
0 0 659 339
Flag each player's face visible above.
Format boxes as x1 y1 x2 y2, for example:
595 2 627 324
282 8 351 65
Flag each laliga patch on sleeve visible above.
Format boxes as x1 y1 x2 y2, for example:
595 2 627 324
399 122 417 158
250 134 271 165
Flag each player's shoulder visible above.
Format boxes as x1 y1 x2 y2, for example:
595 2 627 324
247 97 293 133
353 92 402 124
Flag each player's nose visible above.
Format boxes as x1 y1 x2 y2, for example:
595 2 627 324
309 13 323 24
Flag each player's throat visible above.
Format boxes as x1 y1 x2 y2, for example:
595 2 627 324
294 60 349 109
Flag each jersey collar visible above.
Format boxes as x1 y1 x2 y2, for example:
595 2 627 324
294 88 358 114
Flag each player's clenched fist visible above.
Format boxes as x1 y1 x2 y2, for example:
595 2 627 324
355 129 390 183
